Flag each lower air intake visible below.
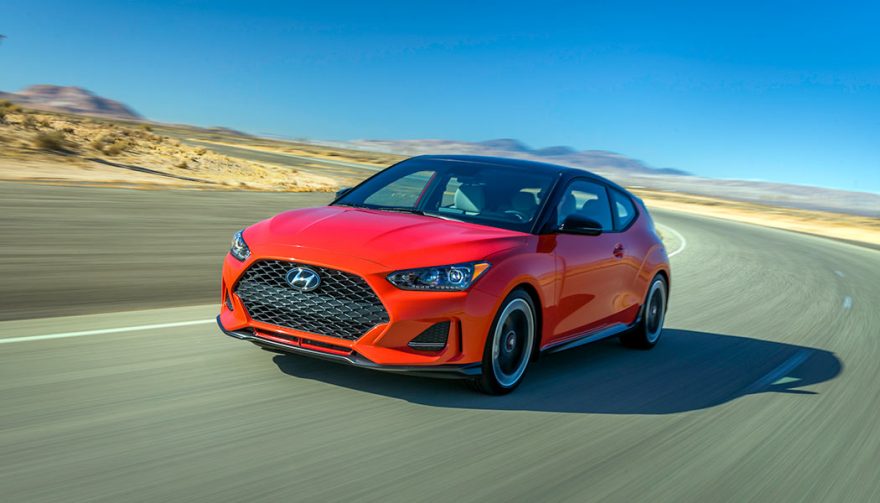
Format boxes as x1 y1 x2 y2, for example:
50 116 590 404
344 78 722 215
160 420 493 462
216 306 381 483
408 321 450 351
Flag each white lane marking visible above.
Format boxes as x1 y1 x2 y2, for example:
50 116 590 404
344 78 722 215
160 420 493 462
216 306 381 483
744 349 812 394
843 296 853 310
834 270 845 278
0 319 215 345
656 223 687 257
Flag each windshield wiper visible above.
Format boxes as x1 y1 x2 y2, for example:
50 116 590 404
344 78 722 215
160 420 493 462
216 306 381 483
421 211 464 222
335 203 420 213
337 204 462 222
374 206 425 215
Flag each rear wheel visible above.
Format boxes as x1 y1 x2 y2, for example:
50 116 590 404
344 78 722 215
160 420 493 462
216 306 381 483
620 274 667 349
473 290 536 395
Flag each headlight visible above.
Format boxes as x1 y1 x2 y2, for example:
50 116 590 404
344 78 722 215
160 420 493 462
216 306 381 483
230 229 250 261
387 262 490 291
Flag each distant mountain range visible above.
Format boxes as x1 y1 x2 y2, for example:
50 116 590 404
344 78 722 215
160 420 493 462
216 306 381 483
349 138 691 178
0 85 141 120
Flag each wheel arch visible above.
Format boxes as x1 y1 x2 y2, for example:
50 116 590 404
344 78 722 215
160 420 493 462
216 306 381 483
507 281 544 360
654 268 671 307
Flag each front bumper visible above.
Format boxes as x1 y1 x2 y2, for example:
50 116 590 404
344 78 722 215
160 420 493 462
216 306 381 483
220 251 502 370
217 316 481 379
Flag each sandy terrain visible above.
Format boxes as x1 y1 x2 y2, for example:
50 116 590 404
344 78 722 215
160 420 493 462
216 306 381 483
636 189 880 247
0 103 337 192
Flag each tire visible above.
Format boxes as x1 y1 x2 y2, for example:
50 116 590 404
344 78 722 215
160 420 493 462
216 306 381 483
473 289 537 395
620 274 667 349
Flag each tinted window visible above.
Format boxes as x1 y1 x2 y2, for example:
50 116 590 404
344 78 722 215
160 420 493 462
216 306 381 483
610 188 637 230
556 179 613 231
363 170 433 207
334 159 556 233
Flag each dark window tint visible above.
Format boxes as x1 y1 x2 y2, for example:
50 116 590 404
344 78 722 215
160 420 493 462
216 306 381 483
610 188 637 230
556 179 613 231
334 159 556 233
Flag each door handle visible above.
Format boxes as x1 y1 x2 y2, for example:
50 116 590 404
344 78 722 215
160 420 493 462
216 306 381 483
613 243 625 258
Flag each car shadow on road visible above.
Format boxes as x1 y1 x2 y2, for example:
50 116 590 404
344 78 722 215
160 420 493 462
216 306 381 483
271 329 842 414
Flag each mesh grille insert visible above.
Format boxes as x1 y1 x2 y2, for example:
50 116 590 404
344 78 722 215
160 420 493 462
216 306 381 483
235 260 389 341
408 321 450 350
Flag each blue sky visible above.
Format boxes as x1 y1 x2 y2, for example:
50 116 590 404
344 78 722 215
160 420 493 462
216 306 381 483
1 1 878 192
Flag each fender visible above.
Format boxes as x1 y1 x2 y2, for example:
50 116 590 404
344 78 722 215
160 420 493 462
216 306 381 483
637 243 671 300
474 237 555 348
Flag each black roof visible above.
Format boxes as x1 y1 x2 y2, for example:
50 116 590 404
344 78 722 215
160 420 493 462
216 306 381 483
411 154 630 194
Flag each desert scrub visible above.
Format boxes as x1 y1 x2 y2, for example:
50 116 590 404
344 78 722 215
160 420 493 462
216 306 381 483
103 141 127 155
90 135 109 151
0 100 12 122
33 131 72 153
91 134 130 155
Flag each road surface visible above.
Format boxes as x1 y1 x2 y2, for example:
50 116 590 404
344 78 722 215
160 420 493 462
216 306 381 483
1 206 878 502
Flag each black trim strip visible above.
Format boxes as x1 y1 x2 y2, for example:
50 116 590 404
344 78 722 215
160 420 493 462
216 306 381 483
542 312 642 354
217 317 481 379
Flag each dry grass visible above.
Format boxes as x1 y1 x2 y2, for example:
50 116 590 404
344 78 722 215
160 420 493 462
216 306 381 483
33 131 72 152
0 108 337 192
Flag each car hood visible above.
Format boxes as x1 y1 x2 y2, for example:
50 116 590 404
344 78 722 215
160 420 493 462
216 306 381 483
245 206 529 269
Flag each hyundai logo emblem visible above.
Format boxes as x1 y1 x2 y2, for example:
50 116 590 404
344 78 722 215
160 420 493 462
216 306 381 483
285 267 321 292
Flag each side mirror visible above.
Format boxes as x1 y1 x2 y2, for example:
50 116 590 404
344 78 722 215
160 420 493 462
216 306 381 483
558 215 604 236
335 187 353 199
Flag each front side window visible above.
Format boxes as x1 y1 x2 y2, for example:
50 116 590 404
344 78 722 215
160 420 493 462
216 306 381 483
555 179 613 231
334 159 556 233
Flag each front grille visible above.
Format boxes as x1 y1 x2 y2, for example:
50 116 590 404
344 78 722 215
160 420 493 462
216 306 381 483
234 260 389 340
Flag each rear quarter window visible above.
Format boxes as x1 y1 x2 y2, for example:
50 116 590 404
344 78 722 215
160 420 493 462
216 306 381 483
610 189 637 231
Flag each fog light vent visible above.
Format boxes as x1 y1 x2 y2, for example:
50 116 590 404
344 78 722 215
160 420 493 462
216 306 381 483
408 321 450 351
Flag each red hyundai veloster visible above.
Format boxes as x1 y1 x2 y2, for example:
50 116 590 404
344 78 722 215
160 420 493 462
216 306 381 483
218 155 670 394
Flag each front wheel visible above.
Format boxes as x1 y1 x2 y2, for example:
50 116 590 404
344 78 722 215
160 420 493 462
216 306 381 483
473 290 536 395
620 274 667 349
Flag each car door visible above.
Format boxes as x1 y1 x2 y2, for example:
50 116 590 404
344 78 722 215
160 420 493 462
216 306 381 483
549 179 626 342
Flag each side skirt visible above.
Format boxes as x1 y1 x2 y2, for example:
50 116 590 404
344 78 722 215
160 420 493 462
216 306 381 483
541 310 642 355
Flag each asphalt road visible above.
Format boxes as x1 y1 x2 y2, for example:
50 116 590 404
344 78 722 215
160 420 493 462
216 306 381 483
0 182 333 321
2 199 879 501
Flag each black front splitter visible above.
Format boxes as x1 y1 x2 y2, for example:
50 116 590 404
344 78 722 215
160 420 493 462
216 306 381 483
217 317 481 379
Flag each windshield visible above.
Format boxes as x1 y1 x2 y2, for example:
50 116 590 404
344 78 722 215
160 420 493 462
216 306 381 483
333 159 558 232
